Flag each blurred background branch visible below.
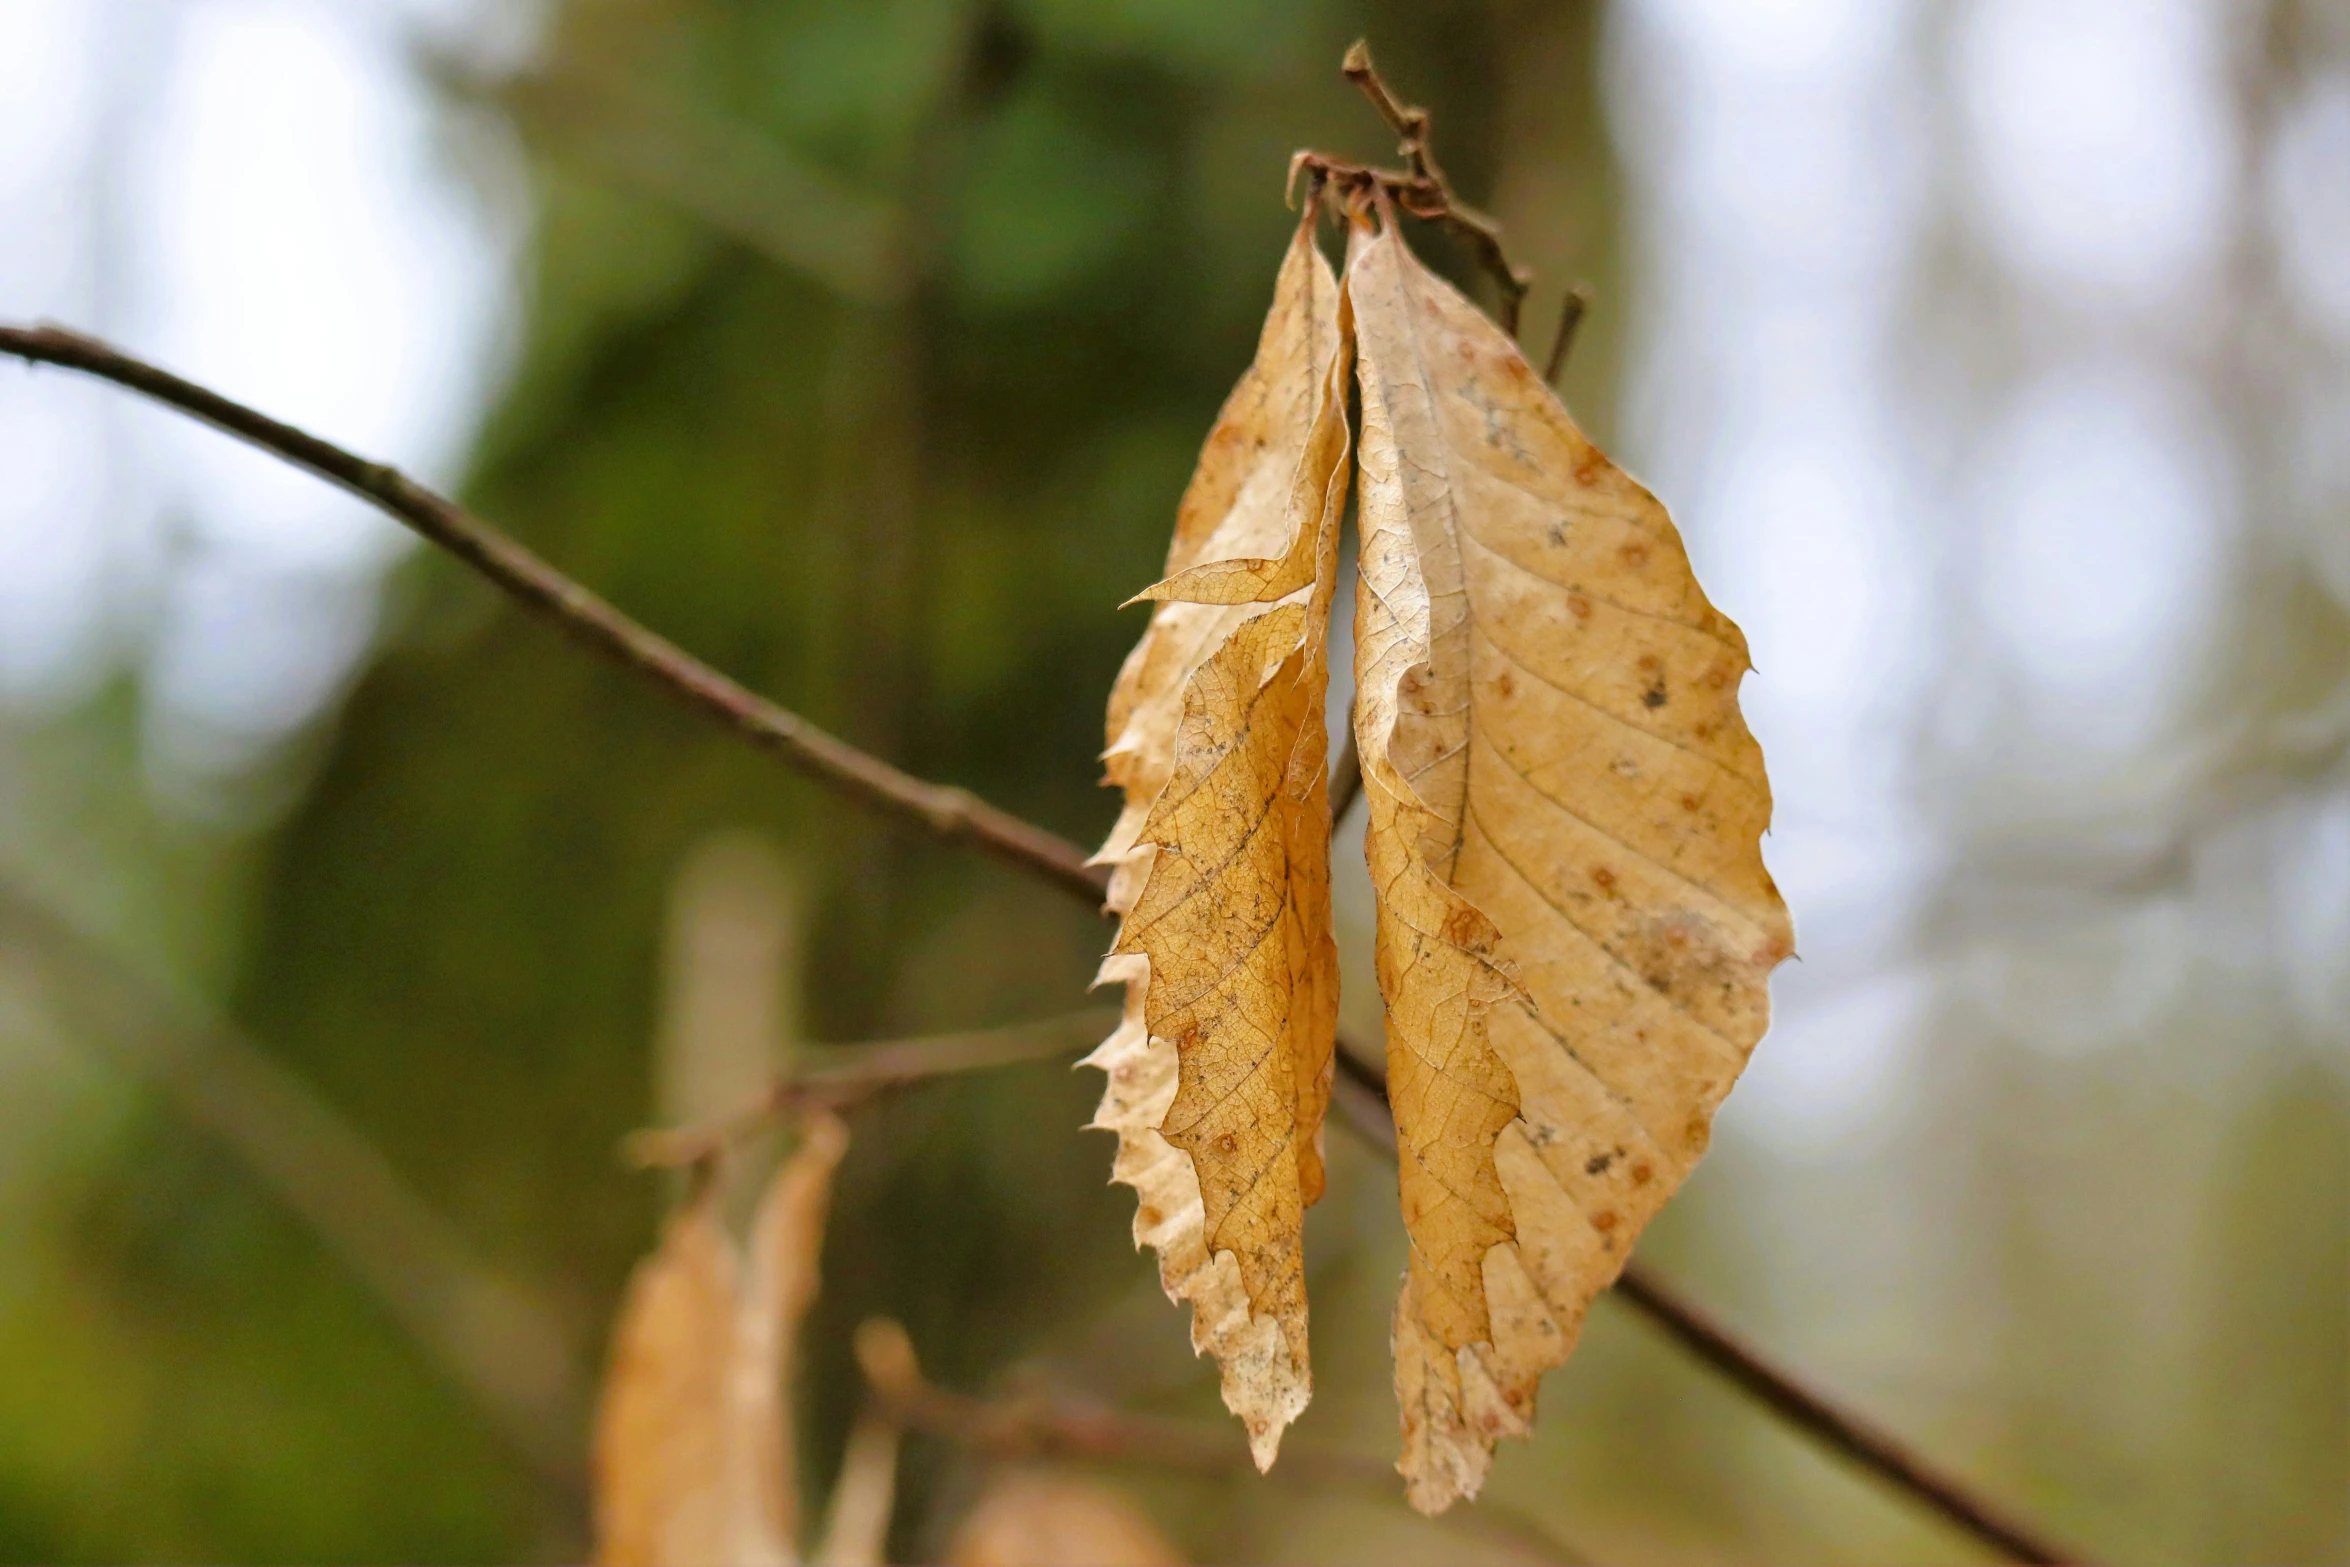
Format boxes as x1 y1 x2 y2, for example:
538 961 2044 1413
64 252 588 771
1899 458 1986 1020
0 873 593 1502
442 56 910 307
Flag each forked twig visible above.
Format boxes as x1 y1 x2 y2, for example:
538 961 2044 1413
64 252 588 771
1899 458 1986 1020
0 323 2089 1565
1293 39 1534 335
624 1007 1116 1168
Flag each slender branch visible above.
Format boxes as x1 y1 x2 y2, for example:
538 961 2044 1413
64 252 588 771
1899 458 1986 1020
853 1321 1590 1566
1334 39 1533 335
1323 1045 2080 1564
624 1006 1117 1168
0 321 2089 1565
1605 1271 2070 1566
1544 286 1591 388
0 324 1108 908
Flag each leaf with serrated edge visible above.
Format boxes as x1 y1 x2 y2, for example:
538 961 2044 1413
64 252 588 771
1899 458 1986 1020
1086 203 1350 1470
1347 214 1792 1513
593 1115 851 1565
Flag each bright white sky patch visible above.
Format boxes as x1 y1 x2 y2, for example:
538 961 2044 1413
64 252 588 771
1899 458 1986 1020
1971 364 2230 748
1958 0 2237 312
0 0 522 784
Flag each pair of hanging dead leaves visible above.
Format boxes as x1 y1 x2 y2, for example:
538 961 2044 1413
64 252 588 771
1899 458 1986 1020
1088 190 1794 1514
594 1116 1185 1567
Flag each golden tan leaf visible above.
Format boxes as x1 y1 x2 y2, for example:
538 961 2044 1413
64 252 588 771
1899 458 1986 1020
1346 215 1792 1512
1085 203 1351 1469
947 1470 1186 1567
593 1115 851 1566
742 1113 852 1548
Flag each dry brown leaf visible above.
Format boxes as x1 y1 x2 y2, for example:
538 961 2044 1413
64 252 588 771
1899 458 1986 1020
947 1470 1186 1567
593 1114 851 1566
1085 202 1352 1469
1346 213 1793 1512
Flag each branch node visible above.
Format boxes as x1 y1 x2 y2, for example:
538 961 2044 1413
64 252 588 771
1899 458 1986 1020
923 784 977 837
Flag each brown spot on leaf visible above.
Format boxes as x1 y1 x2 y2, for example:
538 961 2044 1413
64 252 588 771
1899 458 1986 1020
1330 219 1789 1504
1440 904 1490 947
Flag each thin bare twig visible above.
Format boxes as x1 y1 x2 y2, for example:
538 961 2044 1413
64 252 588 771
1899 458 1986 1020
0 322 2090 1565
1606 1271 2073 1566
1322 1043 2080 1565
624 1006 1117 1168
1326 39 1534 335
1544 286 1592 388
854 1321 1591 1566
0 324 1108 908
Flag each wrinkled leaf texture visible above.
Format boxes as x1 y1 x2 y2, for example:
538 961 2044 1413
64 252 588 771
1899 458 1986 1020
1348 211 1790 1510
1092 197 1790 1512
1086 202 1351 1471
